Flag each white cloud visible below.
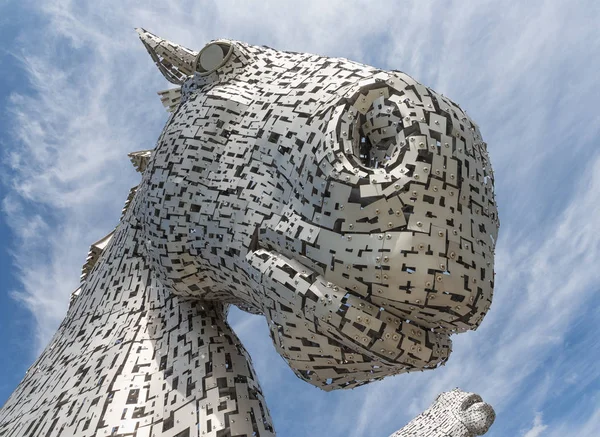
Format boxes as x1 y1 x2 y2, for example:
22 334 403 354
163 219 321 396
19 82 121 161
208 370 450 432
522 412 547 437
2 1 599 436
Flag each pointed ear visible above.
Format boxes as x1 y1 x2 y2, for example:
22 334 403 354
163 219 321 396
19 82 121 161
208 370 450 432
136 28 198 85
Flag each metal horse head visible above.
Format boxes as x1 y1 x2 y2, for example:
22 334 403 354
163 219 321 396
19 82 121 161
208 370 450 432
134 29 499 390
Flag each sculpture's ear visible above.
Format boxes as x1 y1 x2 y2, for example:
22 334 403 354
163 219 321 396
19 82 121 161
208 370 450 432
135 28 198 85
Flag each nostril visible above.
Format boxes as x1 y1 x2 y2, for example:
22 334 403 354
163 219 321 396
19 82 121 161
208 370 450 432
357 131 375 167
461 394 484 410
347 94 406 169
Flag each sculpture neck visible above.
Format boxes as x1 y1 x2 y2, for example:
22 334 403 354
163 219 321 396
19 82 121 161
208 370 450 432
0 215 275 437
69 216 162 319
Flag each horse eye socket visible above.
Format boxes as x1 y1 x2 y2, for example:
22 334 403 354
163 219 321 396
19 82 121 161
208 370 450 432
195 42 233 75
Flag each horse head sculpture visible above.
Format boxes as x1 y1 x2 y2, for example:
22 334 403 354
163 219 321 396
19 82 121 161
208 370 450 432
0 29 498 437
136 29 499 388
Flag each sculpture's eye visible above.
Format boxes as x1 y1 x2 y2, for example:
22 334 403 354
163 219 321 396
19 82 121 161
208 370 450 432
195 42 234 75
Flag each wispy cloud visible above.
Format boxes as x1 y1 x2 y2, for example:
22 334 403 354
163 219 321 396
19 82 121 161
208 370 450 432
1 1 598 436
522 412 547 437
2 1 173 351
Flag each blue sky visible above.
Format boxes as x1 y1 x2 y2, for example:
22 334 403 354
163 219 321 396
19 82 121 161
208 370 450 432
0 1 599 436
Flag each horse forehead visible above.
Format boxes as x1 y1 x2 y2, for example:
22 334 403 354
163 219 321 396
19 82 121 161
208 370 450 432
183 43 381 109
151 60 393 203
